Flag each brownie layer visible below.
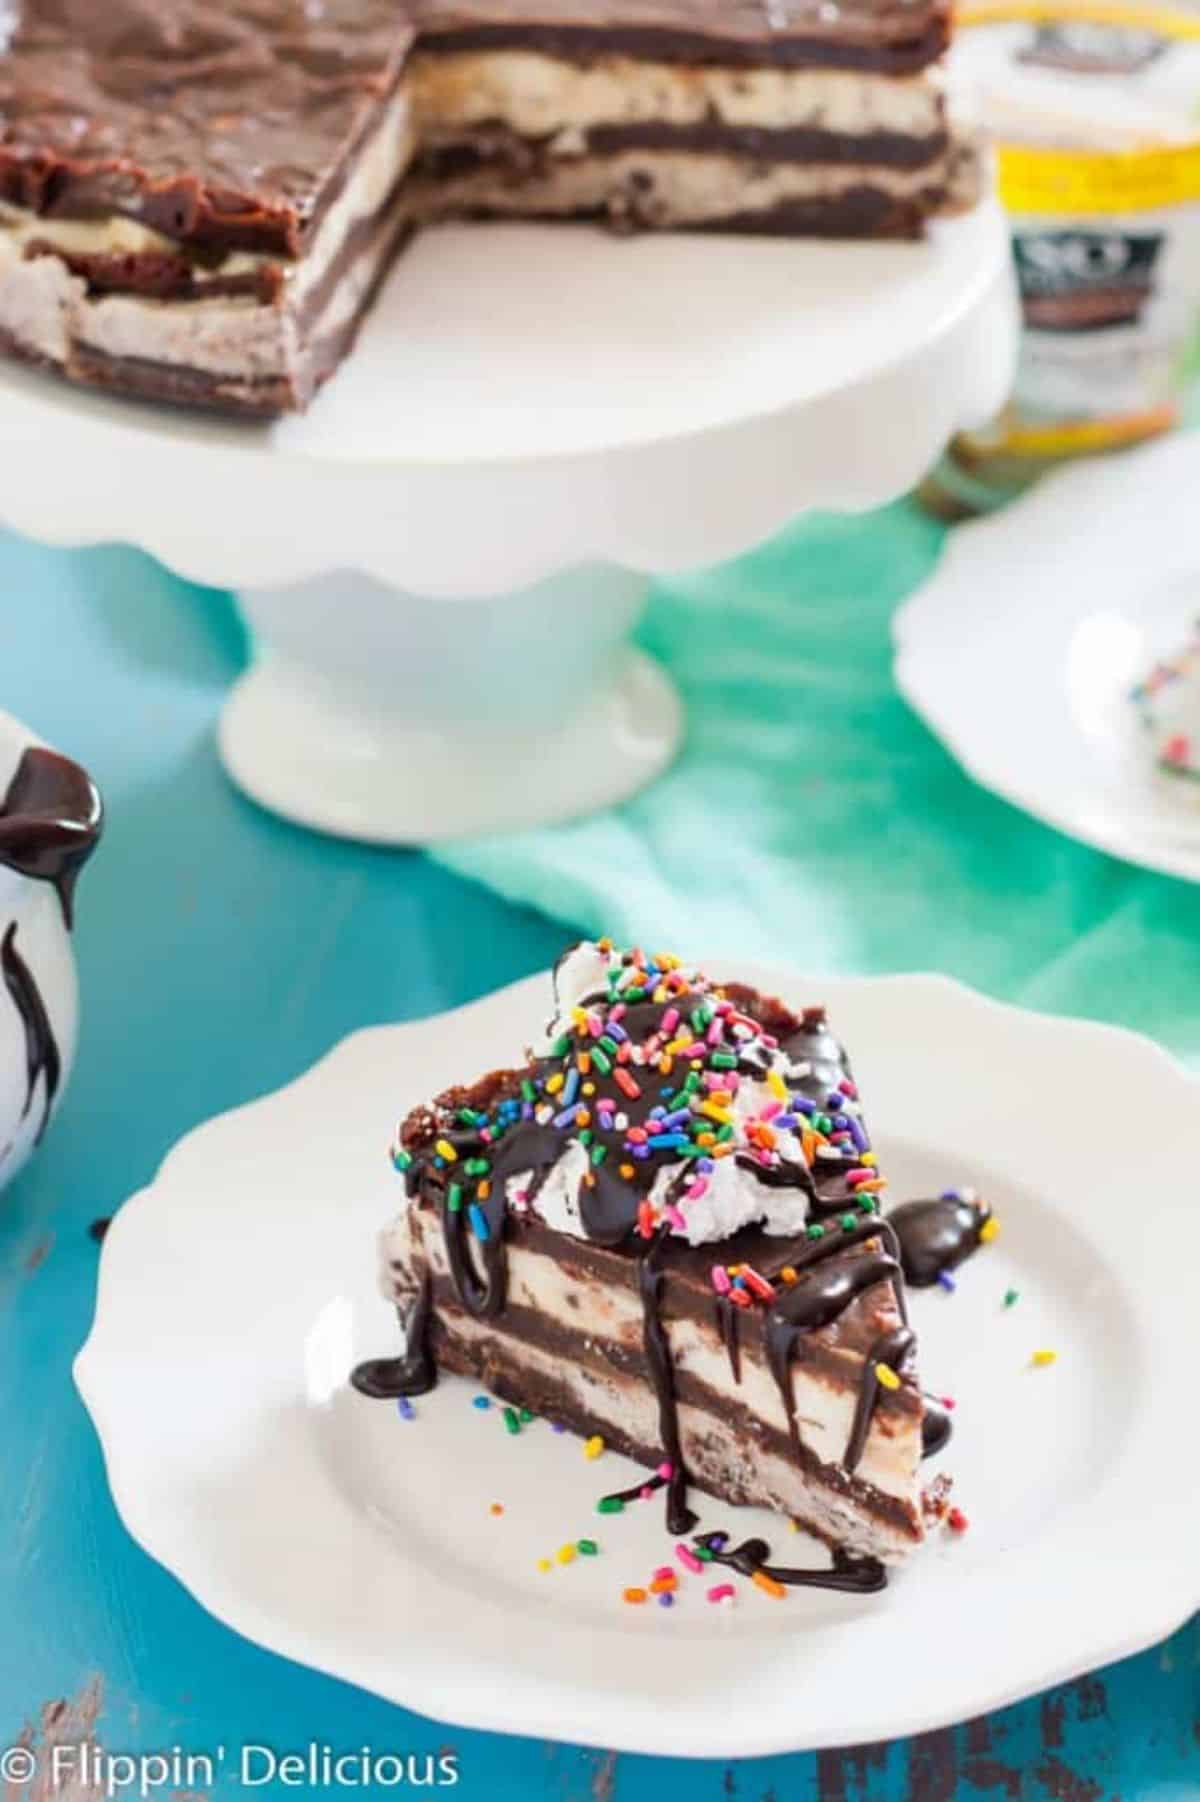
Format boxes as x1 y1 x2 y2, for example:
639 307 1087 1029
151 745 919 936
408 148 949 237
418 120 950 171
577 121 947 166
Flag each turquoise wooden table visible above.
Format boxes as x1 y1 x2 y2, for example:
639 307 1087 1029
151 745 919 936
0 536 1196 1802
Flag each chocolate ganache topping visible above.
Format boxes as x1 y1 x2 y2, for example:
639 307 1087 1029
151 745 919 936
354 941 953 1566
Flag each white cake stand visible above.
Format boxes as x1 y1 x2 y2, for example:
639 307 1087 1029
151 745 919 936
0 201 1016 842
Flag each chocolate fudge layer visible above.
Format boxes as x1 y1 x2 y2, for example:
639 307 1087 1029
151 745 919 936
0 0 973 416
357 943 956 1576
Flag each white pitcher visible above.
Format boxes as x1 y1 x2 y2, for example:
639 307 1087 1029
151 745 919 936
0 712 102 1190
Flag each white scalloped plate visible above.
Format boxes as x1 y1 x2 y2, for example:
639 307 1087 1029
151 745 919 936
895 431 1200 884
75 968 1199 1757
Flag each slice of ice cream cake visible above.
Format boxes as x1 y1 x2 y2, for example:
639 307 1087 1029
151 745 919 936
356 940 949 1583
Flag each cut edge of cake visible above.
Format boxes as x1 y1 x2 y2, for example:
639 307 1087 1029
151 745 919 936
0 0 980 417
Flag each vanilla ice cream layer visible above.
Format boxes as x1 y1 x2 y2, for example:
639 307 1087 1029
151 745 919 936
411 51 944 141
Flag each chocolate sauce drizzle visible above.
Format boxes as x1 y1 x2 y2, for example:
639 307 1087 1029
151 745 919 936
845 1324 915 1474
920 1398 953 1459
351 1277 437 1399
887 1192 993 1287
714 1293 742 1384
358 947 949 1564
694 1530 887 1595
756 1211 916 1475
599 1472 668 1508
0 747 104 929
640 1227 698 1535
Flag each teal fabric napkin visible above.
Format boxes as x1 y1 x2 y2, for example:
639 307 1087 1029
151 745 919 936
435 500 1200 1067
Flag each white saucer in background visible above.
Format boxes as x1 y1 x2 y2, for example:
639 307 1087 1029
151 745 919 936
896 431 1200 882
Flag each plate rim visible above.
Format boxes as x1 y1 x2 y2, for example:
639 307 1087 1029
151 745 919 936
74 967 1200 1756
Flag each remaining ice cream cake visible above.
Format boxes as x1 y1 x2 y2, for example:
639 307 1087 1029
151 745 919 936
0 0 976 416
356 940 959 1586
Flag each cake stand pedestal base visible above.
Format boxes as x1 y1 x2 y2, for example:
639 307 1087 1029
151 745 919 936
220 565 680 842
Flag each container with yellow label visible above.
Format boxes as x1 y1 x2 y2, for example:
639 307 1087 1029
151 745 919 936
921 0 1200 516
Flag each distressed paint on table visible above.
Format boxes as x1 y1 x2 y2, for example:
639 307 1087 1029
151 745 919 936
0 540 1196 1802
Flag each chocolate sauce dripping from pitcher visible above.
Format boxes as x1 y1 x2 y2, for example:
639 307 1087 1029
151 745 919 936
0 748 101 1152
2 924 61 1147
